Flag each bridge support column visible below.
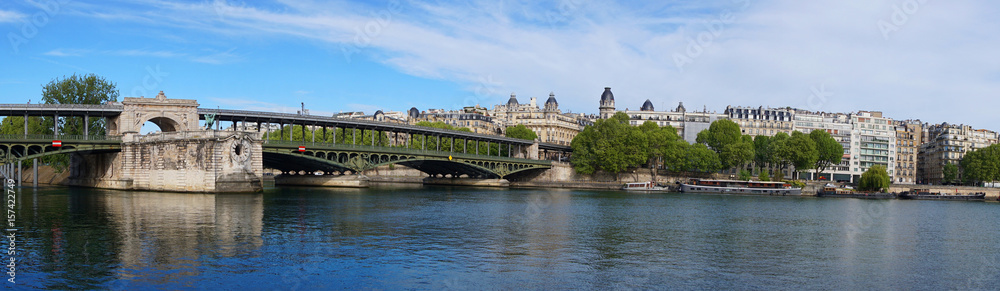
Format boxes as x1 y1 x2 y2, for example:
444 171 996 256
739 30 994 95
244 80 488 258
32 158 37 188
84 115 89 139
17 160 21 188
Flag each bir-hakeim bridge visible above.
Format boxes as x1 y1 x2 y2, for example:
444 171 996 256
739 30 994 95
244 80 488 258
0 92 570 192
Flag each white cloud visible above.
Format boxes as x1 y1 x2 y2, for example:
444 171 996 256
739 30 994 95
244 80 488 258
66 0 1000 129
0 10 25 23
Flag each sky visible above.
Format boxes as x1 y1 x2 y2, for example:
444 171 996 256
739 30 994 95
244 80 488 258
1 0 998 131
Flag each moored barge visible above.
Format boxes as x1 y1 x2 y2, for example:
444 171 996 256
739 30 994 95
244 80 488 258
680 179 801 196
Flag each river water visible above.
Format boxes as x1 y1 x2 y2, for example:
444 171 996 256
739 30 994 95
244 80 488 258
7 185 1000 290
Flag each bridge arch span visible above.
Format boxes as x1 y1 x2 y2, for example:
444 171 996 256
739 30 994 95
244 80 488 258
144 116 183 132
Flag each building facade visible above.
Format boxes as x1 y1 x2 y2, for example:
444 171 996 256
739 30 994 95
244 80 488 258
490 92 590 146
724 106 795 137
894 120 923 184
918 123 998 184
850 111 897 182
792 110 853 181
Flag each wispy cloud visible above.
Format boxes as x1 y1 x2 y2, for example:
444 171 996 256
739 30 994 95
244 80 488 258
0 10 25 23
42 47 241 64
113 49 184 58
44 48 88 57
191 48 241 64
58 0 1000 129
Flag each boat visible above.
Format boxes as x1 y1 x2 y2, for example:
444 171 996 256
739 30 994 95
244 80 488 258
898 189 986 200
816 184 895 199
679 179 801 196
622 181 670 192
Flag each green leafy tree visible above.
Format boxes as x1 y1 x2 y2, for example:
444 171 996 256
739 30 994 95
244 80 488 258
757 169 770 181
42 73 119 136
782 131 818 179
942 163 959 185
738 169 752 181
961 145 1000 185
13 74 120 172
753 135 773 169
638 122 684 179
696 119 742 154
569 112 647 180
684 143 722 173
769 132 791 178
720 140 754 170
505 124 537 141
859 165 891 192
810 130 844 180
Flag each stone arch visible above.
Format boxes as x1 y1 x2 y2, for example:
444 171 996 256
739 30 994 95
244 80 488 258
145 116 182 132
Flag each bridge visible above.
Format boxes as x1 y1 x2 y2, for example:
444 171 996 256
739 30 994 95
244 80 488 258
0 92 570 192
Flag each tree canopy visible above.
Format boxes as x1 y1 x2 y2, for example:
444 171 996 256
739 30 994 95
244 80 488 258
859 165 891 192
781 131 818 178
942 163 959 185
696 119 742 154
809 129 844 179
43 73 119 136
961 144 1000 185
505 124 537 141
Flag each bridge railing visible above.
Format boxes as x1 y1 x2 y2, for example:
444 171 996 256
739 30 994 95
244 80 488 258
263 139 550 164
0 134 122 142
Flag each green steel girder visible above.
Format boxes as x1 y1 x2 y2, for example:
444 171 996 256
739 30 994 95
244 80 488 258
262 143 550 178
0 136 122 164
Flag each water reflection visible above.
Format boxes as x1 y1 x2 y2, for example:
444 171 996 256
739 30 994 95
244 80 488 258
99 192 263 286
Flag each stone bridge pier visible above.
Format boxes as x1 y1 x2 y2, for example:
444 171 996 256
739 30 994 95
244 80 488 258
67 92 265 192
68 131 265 192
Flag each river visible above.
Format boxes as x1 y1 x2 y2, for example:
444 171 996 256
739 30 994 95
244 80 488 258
7 185 1000 290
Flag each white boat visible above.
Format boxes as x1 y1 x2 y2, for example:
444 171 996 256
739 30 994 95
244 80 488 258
622 181 670 191
679 179 801 196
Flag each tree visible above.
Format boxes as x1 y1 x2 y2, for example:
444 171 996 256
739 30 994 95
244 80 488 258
753 135 773 169
696 119 742 154
569 112 647 180
782 131 818 179
757 169 770 181
720 140 754 170
942 163 959 185
638 121 683 179
769 132 791 177
859 165 891 192
684 143 722 173
961 144 1000 185
16 74 120 172
505 124 537 141
738 169 752 181
810 129 844 180
42 73 119 136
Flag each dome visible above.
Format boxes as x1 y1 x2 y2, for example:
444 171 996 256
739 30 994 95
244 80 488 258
408 107 420 119
675 102 686 113
545 92 558 107
640 99 654 111
600 87 614 102
507 93 519 107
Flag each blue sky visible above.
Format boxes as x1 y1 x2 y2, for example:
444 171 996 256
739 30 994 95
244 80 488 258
1 0 998 130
